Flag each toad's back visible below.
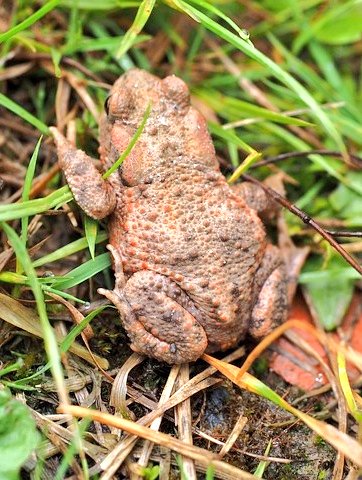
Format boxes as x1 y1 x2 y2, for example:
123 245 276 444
108 157 266 352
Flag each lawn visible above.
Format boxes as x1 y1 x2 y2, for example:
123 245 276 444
0 1 362 479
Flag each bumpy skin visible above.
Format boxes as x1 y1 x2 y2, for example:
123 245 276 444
51 69 288 364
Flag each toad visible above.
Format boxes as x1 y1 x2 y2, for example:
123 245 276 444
50 69 288 364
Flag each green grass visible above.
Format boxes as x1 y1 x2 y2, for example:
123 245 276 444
0 1 361 478
1 222 67 402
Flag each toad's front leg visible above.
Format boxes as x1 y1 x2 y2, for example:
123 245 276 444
99 271 208 364
50 127 116 219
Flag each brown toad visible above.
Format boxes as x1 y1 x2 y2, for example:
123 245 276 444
51 69 288 364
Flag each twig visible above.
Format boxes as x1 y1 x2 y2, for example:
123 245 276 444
241 174 362 276
252 150 362 169
325 230 362 239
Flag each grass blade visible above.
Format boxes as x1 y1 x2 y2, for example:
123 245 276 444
203 354 362 468
0 222 67 404
195 88 313 126
0 0 61 44
52 252 111 290
0 186 73 222
84 216 98 260
103 103 152 179
116 0 156 58
21 136 43 246
0 93 50 134
174 0 345 153
32 232 108 268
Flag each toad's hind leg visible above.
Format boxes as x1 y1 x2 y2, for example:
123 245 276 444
50 127 116 219
231 181 280 223
99 271 207 364
249 245 288 339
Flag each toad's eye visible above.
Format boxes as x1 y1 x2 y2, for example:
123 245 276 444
104 95 112 116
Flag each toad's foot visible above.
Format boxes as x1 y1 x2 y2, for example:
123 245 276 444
50 127 116 219
99 271 207 364
250 244 288 338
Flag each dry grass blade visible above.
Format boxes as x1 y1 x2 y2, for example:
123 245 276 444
345 468 361 480
46 291 94 339
55 77 72 130
0 62 34 81
100 347 246 474
42 61 100 122
159 446 171 480
110 352 145 418
58 404 261 480
218 415 248 459
203 354 362 468
0 248 13 271
136 365 180 478
103 366 180 479
63 70 101 122
174 363 196 479
0 292 109 369
31 408 107 462
237 319 362 380
100 376 221 474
